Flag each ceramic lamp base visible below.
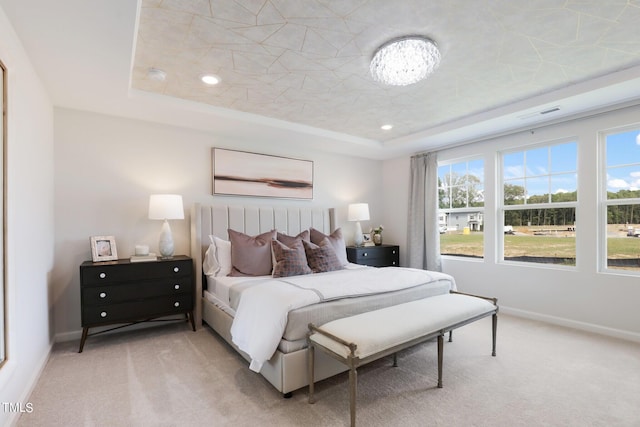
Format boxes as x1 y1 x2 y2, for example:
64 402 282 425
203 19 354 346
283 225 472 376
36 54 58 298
353 221 364 247
158 219 175 258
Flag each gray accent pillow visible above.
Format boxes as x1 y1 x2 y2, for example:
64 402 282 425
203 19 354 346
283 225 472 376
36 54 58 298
271 239 312 278
228 229 277 276
303 238 344 273
310 227 348 266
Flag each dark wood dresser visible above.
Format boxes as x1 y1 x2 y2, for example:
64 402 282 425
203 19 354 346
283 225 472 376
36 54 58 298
79 255 194 352
346 244 400 267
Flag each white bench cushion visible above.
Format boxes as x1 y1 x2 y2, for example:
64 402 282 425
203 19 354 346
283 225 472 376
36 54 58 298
309 293 495 359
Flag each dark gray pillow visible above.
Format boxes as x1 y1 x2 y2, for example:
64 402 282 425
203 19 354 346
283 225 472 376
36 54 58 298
309 227 348 266
303 238 343 273
271 239 312 278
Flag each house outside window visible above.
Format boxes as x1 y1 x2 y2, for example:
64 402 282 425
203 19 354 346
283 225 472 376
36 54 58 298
500 140 577 266
602 128 640 273
438 159 484 258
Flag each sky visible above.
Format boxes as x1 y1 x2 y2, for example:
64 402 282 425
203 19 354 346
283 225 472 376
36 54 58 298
440 130 640 202
606 129 640 192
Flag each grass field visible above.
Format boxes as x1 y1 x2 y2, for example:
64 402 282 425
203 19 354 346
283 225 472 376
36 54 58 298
441 229 640 259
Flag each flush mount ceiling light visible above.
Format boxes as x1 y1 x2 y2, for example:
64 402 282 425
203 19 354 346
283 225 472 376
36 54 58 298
201 74 221 85
370 36 441 86
381 124 393 130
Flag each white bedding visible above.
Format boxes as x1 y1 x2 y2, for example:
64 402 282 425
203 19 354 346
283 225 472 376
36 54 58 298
206 263 367 309
228 267 457 372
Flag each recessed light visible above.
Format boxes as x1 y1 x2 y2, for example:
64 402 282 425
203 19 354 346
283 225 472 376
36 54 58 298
381 124 393 130
201 74 221 85
147 68 167 82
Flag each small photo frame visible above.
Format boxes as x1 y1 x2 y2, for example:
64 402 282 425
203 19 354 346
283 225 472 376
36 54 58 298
90 236 118 262
363 233 371 243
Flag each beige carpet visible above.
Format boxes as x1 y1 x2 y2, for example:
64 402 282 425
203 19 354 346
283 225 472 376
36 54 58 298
18 314 640 426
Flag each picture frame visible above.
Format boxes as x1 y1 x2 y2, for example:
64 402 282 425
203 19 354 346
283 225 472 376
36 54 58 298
212 148 313 199
362 233 371 243
90 236 118 262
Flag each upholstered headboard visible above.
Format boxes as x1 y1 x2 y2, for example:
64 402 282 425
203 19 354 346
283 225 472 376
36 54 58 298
190 203 335 327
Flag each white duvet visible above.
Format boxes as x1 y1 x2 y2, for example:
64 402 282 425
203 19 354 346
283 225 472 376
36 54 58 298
229 267 456 372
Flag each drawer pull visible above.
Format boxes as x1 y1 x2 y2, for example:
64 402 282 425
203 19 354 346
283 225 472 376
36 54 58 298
174 284 180 290
99 273 106 279
99 292 107 298
173 267 180 273
174 302 180 307
392 250 396 254
392 261 397 265
100 311 107 318
363 253 368 257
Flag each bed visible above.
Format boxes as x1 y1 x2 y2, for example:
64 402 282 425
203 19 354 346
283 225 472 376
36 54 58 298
190 203 456 396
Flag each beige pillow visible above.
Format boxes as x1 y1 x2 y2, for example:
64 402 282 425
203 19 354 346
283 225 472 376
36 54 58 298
228 229 277 276
271 239 312 278
303 238 344 273
309 227 348 266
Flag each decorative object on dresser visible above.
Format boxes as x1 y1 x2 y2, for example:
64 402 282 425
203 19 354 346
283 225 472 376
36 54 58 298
346 244 399 267
130 253 157 263
130 244 157 262
370 225 384 246
347 203 369 247
148 194 184 258
78 255 194 352
89 235 118 262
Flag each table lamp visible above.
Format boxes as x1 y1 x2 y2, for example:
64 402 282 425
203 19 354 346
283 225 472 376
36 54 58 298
348 203 370 247
148 194 184 258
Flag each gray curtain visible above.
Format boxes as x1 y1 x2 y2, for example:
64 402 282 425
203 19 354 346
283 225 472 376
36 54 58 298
407 152 441 271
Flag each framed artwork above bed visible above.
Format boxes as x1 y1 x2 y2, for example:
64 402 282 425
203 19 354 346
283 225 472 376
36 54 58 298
212 148 313 199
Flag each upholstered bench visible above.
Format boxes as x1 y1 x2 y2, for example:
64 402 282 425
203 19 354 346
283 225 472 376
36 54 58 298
307 291 498 426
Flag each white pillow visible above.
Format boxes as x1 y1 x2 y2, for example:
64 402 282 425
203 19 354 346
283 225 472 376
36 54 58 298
203 235 232 277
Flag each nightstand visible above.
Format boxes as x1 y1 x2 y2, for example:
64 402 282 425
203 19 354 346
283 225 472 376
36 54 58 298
79 255 194 352
346 244 400 267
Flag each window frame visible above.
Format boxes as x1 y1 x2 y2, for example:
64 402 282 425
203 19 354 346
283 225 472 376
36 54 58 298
438 156 485 259
599 125 640 275
498 138 578 268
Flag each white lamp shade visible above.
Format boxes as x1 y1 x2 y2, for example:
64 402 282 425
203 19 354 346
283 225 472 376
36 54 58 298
148 194 184 220
348 203 370 222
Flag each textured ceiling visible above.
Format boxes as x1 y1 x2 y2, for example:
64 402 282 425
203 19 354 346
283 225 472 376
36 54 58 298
131 0 640 142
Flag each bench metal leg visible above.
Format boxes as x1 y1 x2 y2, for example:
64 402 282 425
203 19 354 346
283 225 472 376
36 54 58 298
492 313 498 357
448 330 453 342
392 353 398 367
349 366 357 427
308 344 315 404
437 334 443 388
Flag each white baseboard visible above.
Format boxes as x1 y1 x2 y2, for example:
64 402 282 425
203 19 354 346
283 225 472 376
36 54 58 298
7 343 52 427
500 305 640 343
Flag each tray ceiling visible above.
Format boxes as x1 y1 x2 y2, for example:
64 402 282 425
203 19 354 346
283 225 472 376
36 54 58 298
131 0 640 142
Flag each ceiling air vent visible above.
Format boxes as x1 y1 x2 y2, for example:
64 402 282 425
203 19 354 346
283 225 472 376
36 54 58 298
540 106 560 114
517 106 561 120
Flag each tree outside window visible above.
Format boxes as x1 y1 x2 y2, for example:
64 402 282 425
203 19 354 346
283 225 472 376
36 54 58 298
438 159 484 258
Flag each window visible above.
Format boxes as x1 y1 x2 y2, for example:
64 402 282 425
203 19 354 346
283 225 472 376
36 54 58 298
438 159 484 258
602 128 640 272
501 141 577 265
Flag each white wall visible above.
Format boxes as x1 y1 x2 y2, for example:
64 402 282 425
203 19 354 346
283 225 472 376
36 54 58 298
383 103 640 341
52 108 384 339
0 5 55 426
